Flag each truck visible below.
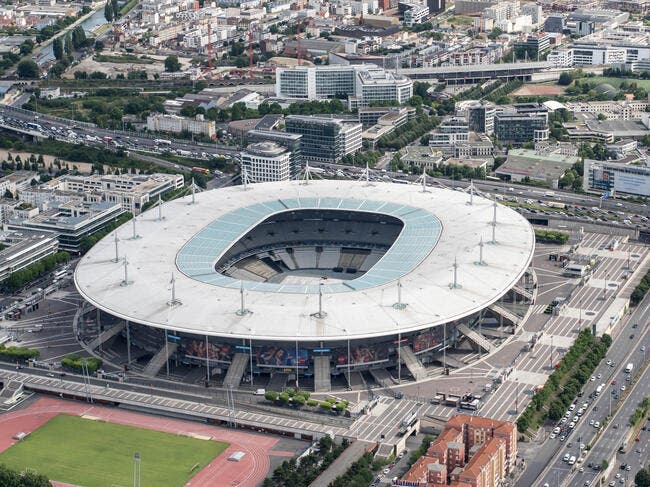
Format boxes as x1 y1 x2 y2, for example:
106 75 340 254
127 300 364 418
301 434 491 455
625 363 633 374
102 136 113 143
595 384 603 396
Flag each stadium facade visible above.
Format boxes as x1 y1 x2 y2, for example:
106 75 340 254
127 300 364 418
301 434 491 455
74 180 535 392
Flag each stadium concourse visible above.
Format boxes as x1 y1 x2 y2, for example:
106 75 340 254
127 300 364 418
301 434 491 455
74 180 535 392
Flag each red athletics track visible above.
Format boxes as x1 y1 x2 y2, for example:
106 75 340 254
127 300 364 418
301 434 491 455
0 397 296 487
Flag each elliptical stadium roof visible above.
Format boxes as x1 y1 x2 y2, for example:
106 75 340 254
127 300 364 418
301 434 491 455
74 180 534 342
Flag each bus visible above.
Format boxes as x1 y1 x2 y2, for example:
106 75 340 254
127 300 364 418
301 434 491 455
547 201 566 209
52 269 67 281
154 139 172 146
192 167 210 175
459 394 482 411
26 122 42 131
398 411 418 435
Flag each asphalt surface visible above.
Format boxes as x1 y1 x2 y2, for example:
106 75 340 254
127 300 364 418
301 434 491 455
528 296 650 487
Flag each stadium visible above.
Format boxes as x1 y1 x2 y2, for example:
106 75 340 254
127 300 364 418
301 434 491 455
74 180 535 392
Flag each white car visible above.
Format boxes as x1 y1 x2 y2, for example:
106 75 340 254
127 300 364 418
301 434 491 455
565 412 572 418
594 421 600 428
607 360 612 366
597 373 602 379
561 417 568 424
573 416 580 423
553 427 561 434
569 404 576 411
642 346 646 352
550 433 556 439
569 422 576 429
589 419 595 426
580 443 585 450
621 385 626 391
590 376 596 382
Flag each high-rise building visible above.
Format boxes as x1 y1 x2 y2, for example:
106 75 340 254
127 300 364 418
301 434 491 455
276 65 413 108
427 0 445 13
494 104 549 143
240 142 292 183
285 116 362 163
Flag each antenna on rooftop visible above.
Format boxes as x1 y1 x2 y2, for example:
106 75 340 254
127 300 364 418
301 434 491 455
167 272 182 307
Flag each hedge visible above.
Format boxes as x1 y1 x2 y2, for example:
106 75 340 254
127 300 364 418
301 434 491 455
0 344 40 361
79 213 132 253
61 354 102 373
535 229 569 244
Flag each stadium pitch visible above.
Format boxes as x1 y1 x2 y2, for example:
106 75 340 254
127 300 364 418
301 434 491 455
0 414 228 486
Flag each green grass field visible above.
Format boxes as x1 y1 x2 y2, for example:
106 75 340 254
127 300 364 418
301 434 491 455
0 415 228 487
587 76 650 90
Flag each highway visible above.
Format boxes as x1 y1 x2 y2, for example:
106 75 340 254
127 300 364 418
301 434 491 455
530 295 650 487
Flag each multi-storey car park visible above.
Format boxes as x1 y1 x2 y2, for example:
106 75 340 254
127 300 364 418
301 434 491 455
74 180 535 393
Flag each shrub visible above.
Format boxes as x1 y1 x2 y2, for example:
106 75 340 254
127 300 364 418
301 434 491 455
0 344 39 361
306 399 319 407
61 354 102 373
264 390 279 402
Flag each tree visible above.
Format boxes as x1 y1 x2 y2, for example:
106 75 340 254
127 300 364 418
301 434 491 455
64 33 72 55
558 72 573 86
164 55 181 72
17 60 39 79
0 464 51 487
636 468 650 487
104 1 114 21
52 37 63 61
71 25 86 49
19 39 34 56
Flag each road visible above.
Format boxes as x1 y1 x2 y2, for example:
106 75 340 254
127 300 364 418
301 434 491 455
529 295 650 487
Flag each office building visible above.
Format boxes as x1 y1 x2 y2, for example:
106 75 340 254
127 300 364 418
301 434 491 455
240 142 292 183
494 104 549 143
454 0 496 14
147 113 216 139
544 13 565 33
395 414 517 487
285 116 362 163
428 0 445 13
275 65 413 109
467 101 496 135
583 158 650 197
247 129 302 178
514 34 551 58
401 3 429 26
8 201 125 254
430 117 470 148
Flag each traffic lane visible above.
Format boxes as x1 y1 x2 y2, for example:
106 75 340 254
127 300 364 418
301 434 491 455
534 300 650 487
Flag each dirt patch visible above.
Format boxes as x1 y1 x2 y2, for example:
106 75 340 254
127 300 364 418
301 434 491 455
512 84 565 96
63 51 193 80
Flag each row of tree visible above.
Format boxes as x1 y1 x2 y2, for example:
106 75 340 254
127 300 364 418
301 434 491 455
262 436 348 487
631 268 650 305
377 115 439 150
0 252 70 293
517 329 611 433
0 464 51 487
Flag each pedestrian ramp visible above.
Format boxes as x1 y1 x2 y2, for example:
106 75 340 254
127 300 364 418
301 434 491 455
142 342 178 377
457 323 494 353
513 285 533 301
488 303 521 325
399 345 428 381
369 368 395 388
222 353 249 389
87 321 125 350
0 380 23 401
314 356 331 392
267 372 288 391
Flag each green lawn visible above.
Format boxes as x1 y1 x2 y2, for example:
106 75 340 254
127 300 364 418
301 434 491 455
587 76 650 90
0 415 228 487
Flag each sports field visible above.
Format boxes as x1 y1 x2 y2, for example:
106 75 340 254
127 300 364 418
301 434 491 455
0 414 229 487
587 76 650 90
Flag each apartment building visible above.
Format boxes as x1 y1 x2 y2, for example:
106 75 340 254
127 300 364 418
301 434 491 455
240 142 292 182
394 415 517 487
147 113 216 139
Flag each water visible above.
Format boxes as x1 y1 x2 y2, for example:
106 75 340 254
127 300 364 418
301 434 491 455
38 8 108 65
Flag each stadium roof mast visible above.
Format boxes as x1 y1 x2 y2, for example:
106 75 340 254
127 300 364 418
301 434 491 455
490 198 498 244
311 281 327 318
241 164 253 190
113 231 119 263
167 273 182 307
476 236 487 266
157 195 165 221
450 256 462 289
361 161 374 186
393 279 407 309
301 161 312 185
131 215 140 240
120 256 132 287
467 179 475 205
235 280 251 316
416 172 428 193
191 177 197 205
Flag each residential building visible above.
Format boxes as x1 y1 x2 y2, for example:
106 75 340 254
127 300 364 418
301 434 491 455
8 201 125 254
275 65 413 108
514 33 551 57
240 142 292 182
146 113 216 139
247 129 302 178
454 0 496 15
605 0 650 14
358 106 416 128
521 4 543 24
395 414 517 487
285 116 362 163
583 158 650 197
0 171 38 198
0 231 59 282
430 117 470 148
